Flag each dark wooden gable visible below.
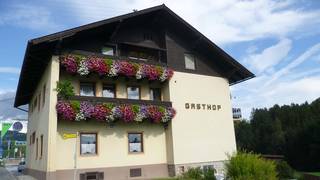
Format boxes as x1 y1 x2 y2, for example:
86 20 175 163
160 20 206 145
15 5 254 107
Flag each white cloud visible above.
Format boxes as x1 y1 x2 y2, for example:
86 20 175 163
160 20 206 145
245 38 292 73
232 42 320 119
264 43 320 87
0 67 21 74
54 0 320 45
232 76 320 119
0 4 62 32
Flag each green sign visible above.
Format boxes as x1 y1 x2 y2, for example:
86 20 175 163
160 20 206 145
1 123 12 139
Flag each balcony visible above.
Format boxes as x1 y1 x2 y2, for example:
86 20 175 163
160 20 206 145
65 95 172 107
59 50 173 83
56 95 175 125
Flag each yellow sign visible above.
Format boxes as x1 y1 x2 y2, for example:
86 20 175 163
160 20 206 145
63 133 77 139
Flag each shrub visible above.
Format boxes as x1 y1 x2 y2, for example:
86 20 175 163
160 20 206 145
56 80 75 99
225 152 277 180
179 167 216 180
203 167 217 180
276 160 294 179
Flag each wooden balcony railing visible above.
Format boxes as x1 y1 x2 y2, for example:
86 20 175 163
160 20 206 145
63 95 172 107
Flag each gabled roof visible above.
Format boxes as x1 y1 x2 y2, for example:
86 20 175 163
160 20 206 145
14 4 254 107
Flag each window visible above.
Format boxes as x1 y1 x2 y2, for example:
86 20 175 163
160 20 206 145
32 132 36 144
143 33 153 41
128 133 143 153
80 133 97 155
130 168 142 177
80 82 95 96
102 84 116 98
42 84 46 107
101 46 114 56
33 97 37 112
40 135 43 158
36 138 38 159
184 53 196 70
150 88 161 101
80 172 104 180
38 94 41 111
127 86 140 100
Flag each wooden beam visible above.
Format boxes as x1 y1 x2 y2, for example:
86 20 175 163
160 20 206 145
109 20 123 42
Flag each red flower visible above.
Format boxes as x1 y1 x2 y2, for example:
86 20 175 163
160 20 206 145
120 105 135 122
118 61 136 77
60 55 78 74
87 57 109 76
92 105 110 122
56 101 76 121
147 106 163 123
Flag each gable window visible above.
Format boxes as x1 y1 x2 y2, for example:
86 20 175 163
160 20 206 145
38 93 41 111
102 84 116 98
101 46 114 56
36 138 38 159
184 53 196 70
32 131 36 144
42 84 46 107
33 97 37 112
150 88 161 101
121 44 158 62
80 133 97 155
128 133 143 153
80 82 95 96
40 135 43 158
127 86 140 100
143 33 153 41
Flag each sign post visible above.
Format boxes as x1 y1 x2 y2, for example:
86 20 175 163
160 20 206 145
63 133 78 180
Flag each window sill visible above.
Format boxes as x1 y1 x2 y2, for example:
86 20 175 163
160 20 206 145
128 152 144 155
79 154 98 157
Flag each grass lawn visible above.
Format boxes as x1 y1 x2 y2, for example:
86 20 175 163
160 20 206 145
306 172 320 176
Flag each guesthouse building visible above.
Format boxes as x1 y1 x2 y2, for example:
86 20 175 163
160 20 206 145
14 5 254 180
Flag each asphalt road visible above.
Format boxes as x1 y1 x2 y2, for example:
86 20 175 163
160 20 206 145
6 165 23 177
0 165 36 180
0 167 17 180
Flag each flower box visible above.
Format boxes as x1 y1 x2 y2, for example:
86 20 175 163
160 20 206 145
56 100 176 125
60 54 174 82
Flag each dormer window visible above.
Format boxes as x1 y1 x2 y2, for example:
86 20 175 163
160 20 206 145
184 53 196 70
143 33 153 41
120 44 159 62
101 46 115 56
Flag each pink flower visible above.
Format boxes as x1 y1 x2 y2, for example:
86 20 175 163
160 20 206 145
92 104 109 122
56 101 76 121
147 106 163 123
120 105 135 122
60 55 78 74
166 68 174 80
87 57 109 76
118 61 136 77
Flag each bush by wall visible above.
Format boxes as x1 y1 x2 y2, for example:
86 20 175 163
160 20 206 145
225 152 277 180
276 160 295 179
179 167 216 180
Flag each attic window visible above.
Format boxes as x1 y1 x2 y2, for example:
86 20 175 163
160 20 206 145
101 46 114 56
184 53 196 70
143 33 153 41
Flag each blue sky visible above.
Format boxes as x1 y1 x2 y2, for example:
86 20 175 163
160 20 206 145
0 0 320 119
